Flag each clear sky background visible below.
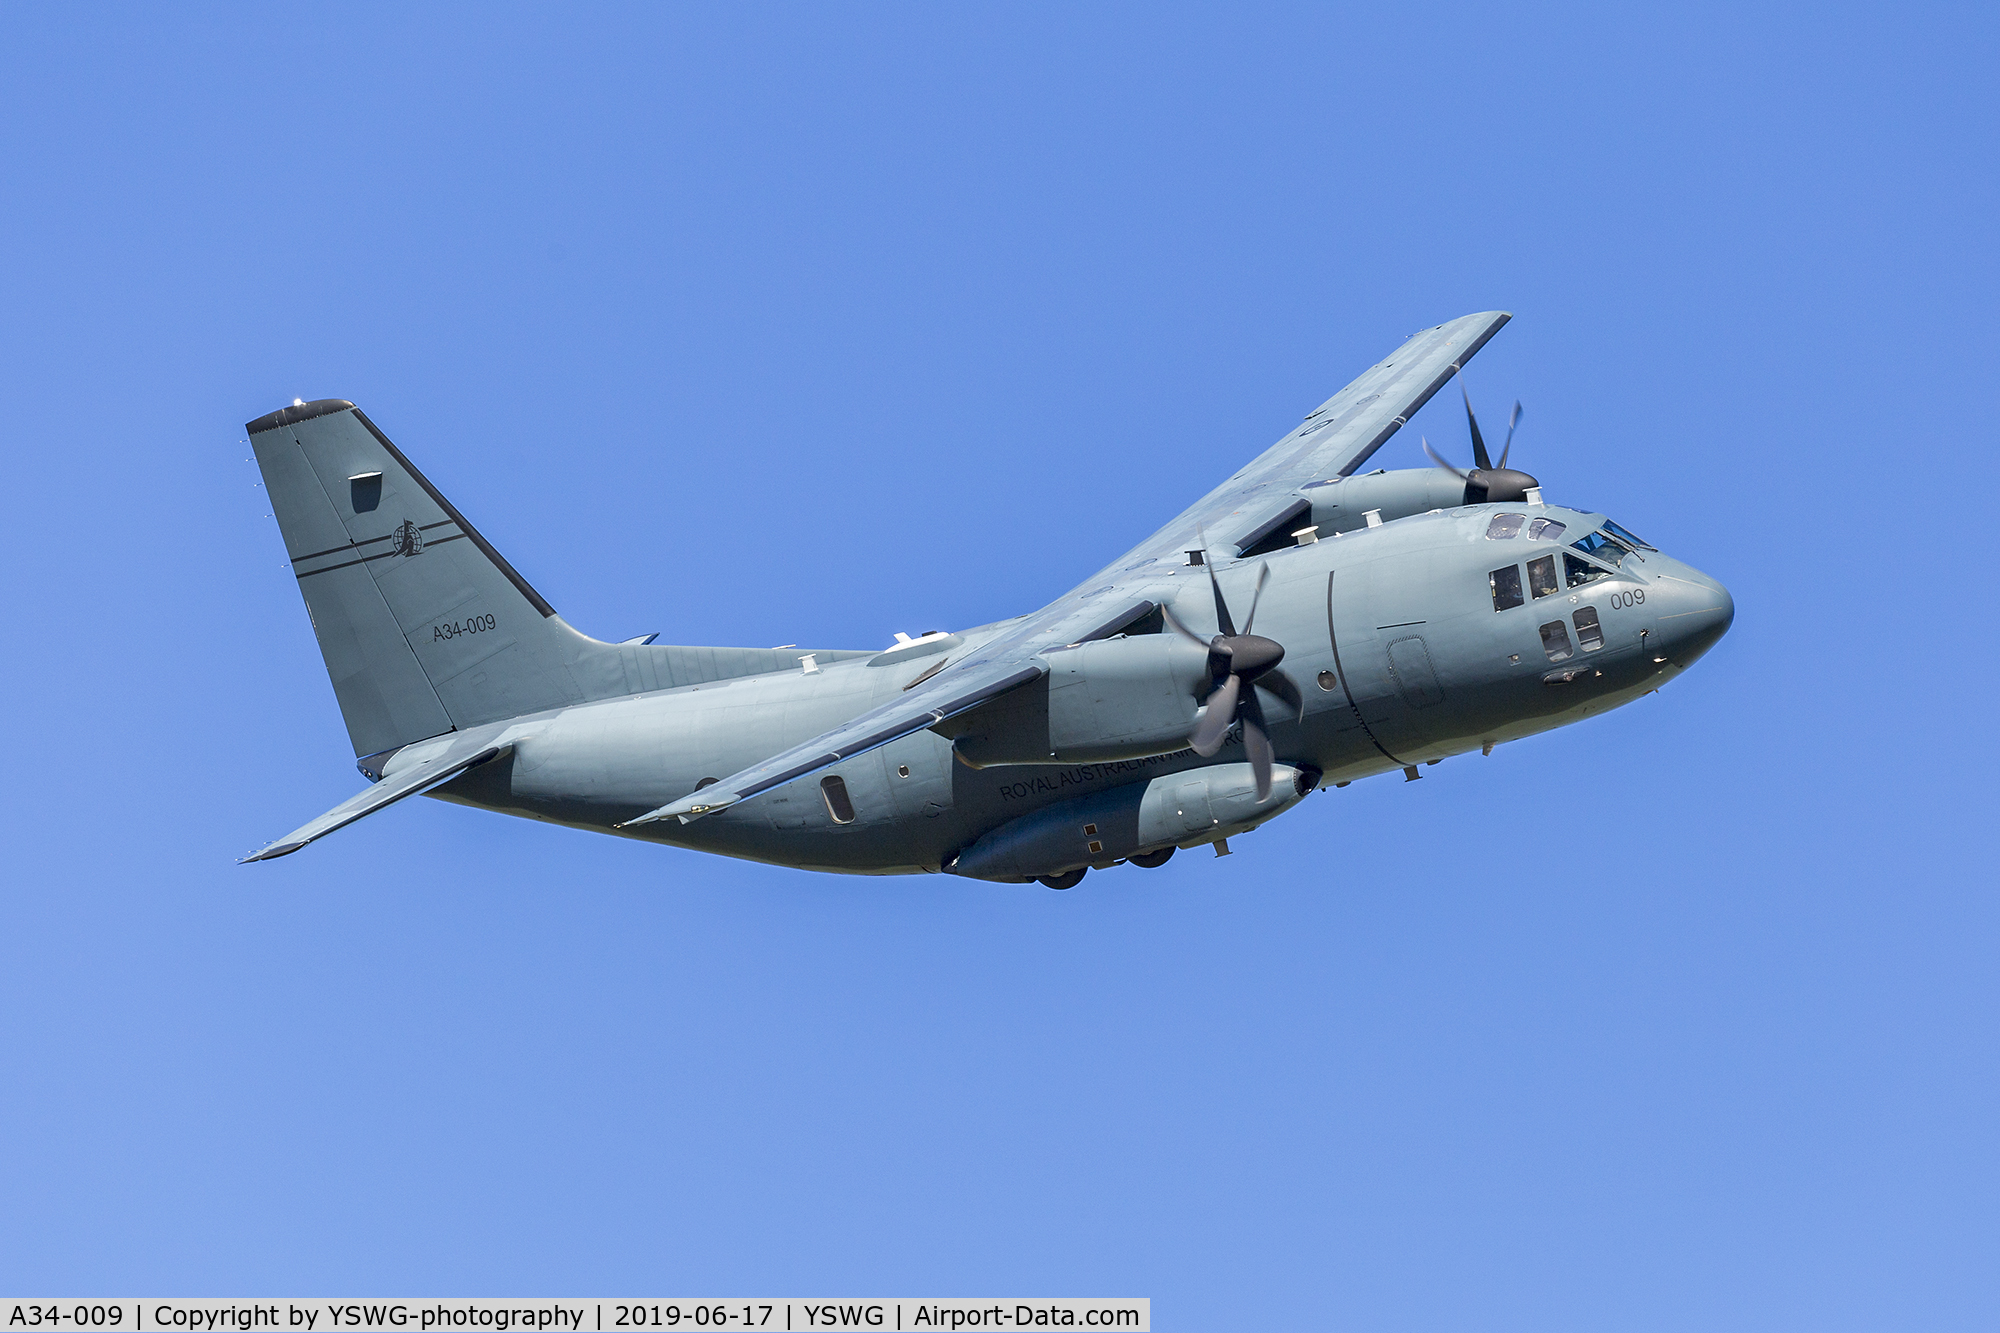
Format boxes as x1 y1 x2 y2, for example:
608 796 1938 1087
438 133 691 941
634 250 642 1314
2 4 1996 1328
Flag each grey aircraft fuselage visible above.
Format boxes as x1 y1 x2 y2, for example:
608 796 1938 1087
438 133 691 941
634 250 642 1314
240 311 1733 879
440 503 1729 874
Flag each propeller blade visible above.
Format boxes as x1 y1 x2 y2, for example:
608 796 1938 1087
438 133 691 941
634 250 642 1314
1256 666 1304 723
1499 400 1522 470
1160 603 1211 650
1206 560 1236 638
1422 436 1467 480
1460 377 1492 471
1194 526 1237 637
1238 686 1274 801
1190 673 1240 756
1240 563 1271 636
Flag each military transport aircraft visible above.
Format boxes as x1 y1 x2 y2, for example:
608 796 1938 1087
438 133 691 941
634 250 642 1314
242 311 1732 887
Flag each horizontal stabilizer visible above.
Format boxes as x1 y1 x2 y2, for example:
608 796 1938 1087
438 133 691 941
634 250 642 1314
241 735 511 863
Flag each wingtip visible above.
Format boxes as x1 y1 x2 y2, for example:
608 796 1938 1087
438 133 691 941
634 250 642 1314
238 840 305 864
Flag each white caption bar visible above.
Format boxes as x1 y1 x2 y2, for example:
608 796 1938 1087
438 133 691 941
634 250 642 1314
2 1302 1148 1333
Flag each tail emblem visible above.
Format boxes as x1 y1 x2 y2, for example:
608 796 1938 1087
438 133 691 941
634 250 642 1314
389 518 426 558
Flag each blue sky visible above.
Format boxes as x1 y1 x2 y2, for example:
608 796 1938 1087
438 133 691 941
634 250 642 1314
2 3 1996 1327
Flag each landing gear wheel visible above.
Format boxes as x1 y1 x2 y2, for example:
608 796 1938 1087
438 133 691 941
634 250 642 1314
1128 846 1175 869
1037 867 1086 890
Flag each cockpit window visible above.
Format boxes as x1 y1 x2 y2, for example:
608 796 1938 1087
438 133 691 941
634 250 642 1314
1526 517 1566 541
1570 529 1627 564
1527 554 1559 599
1489 564 1523 610
1564 553 1610 588
1604 520 1655 551
1540 620 1574 662
1486 513 1526 539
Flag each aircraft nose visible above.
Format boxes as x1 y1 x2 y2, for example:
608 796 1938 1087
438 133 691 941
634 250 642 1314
1651 562 1734 669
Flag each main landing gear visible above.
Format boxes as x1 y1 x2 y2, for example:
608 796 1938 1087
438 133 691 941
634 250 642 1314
1037 844 1177 889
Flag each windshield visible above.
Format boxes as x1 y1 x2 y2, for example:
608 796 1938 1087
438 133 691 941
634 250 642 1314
1570 529 1628 565
1604 520 1656 551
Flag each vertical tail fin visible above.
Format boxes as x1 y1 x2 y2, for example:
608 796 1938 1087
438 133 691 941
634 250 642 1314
249 399 872 759
249 399 586 756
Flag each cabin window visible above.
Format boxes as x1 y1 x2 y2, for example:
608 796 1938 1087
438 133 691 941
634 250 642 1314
1564 553 1610 588
1540 620 1574 662
1527 554 1559 599
1489 564 1524 611
820 775 856 824
1573 606 1604 651
1527 517 1566 541
1317 670 1338 691
1485 513 1526 539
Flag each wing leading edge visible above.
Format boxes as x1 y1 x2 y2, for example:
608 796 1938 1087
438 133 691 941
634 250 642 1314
620 311 1517 827
1285 310 1512 482
1105 311 1512 568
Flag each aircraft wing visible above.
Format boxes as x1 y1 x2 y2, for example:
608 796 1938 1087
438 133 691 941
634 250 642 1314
240 728 515 861
1105 310 1512 564
621 313 1518 827
621 656 1049 825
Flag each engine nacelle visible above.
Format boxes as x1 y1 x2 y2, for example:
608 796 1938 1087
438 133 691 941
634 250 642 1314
948 633 1209 767
1303 468 1469 536
1221 468 1469 557
947 761 1319 882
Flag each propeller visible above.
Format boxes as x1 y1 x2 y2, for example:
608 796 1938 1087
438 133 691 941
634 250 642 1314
1162 551 1305 802
1423 373 1538 504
